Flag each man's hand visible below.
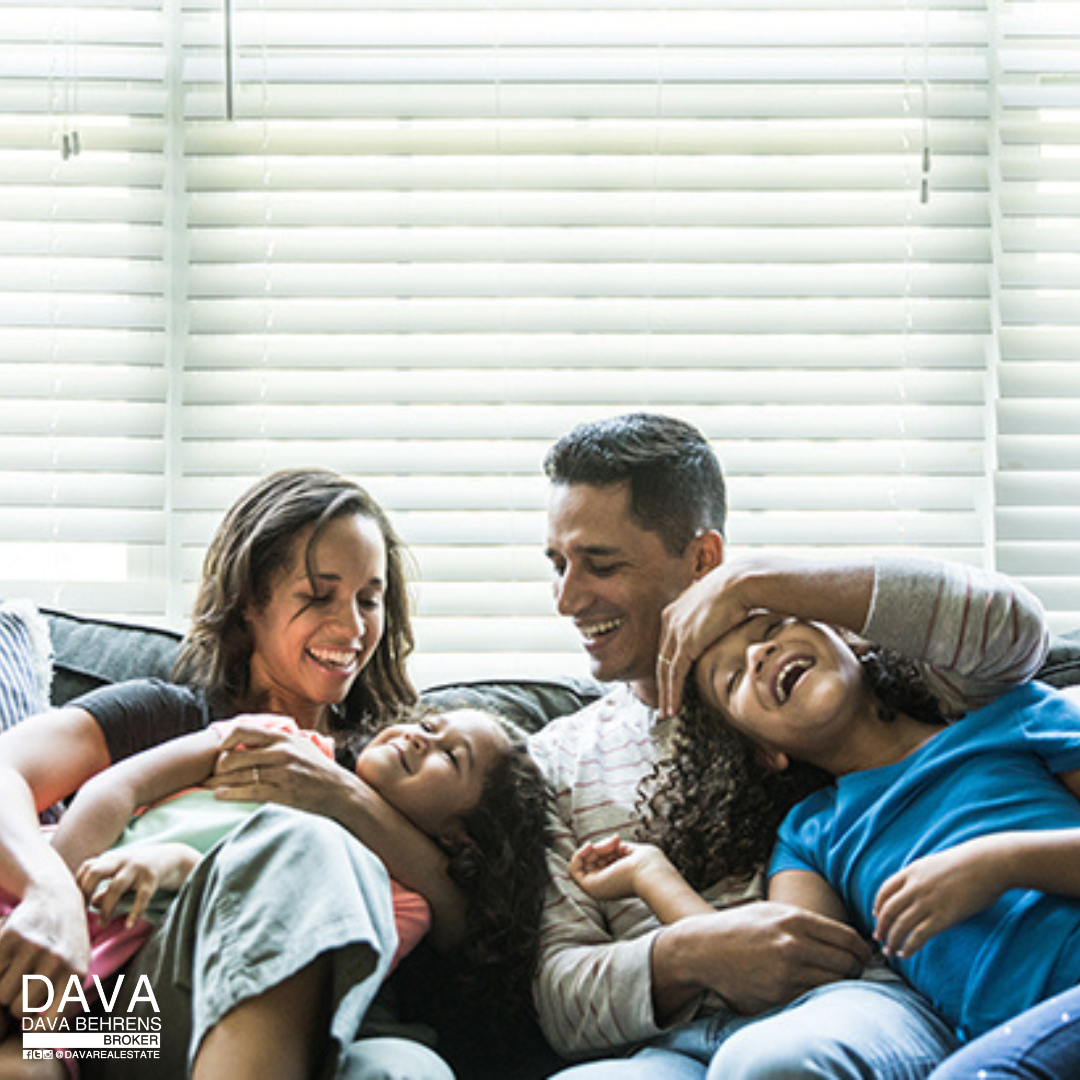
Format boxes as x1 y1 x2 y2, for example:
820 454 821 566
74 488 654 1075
657 564 757 717
652 901 871 1021
657 556 876 718
0 880 90 1017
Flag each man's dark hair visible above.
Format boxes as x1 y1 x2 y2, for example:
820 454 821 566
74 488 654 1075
543 413 726 553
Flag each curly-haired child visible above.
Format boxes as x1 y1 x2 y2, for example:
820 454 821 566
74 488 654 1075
1 705 549 1079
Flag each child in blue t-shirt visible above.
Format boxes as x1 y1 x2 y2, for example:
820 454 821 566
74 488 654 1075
571 608 1080 1068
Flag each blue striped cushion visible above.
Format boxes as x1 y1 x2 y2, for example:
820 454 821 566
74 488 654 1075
0 600 52 734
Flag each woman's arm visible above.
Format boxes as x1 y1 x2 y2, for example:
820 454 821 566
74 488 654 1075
323 772 465 949
207 720 467 946
874 766 1080 959
0 707 114 1005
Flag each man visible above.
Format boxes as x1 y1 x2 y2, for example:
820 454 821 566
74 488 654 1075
528 412 1044 1078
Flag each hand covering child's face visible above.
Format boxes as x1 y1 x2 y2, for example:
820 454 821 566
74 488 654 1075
694 614 867 770
357 709 509 845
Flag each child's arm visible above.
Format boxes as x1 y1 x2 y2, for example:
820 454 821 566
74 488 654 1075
874 766 1080 959
769 868 851 924
569 836 713 924
50 727 222 876
76 842 202 926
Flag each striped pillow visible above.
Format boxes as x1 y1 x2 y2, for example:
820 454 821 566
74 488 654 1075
0 599 53 734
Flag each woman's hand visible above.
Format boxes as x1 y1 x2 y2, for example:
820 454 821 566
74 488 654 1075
208 716 468 946
77 843 201 927
0 878 90 1017
873 838 1011 958
206 718 350 819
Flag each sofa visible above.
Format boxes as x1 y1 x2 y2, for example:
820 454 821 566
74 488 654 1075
13 605 1080 1077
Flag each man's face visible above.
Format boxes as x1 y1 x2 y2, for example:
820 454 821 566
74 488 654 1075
545 481 704 705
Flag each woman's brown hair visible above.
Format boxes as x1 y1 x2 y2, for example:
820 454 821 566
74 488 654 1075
173 467 416 728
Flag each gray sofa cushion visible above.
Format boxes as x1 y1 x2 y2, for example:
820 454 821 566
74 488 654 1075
44 608 182 706
42 606 1080 719
42 607 606 728
1039 629 1080 690
422 676 605 734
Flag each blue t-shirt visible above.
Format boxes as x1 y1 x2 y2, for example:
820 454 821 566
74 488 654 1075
770 681 1080 1040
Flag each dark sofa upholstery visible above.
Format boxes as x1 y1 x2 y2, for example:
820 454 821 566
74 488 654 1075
39 609 1080 1078
43 608 1080 715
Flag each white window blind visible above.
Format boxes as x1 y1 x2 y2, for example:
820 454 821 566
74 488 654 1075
994 1 1080 634
2 2 1074 687
178 0 994 685
0 0 169 616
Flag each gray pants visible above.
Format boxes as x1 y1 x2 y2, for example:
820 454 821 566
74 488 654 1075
94 806 451 1079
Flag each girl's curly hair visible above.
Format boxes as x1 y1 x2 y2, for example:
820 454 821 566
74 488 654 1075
445 719 552 1022
642 641 947 892
336 706 551 1024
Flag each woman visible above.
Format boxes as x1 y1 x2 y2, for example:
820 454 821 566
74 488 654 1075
0 468 459 1079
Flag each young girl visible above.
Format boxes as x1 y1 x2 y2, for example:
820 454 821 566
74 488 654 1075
1 703 550 1077
572 557 1080 1060
0 468 468 1078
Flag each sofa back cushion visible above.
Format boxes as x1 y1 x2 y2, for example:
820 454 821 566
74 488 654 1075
44 608 182 707
43 607 606 728
1038 630 1080 690
421 676 604 734
41 607 1080 726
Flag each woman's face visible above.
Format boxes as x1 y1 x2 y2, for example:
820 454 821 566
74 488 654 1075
694 613 869 769
357 709 510 845
246 512 387 727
